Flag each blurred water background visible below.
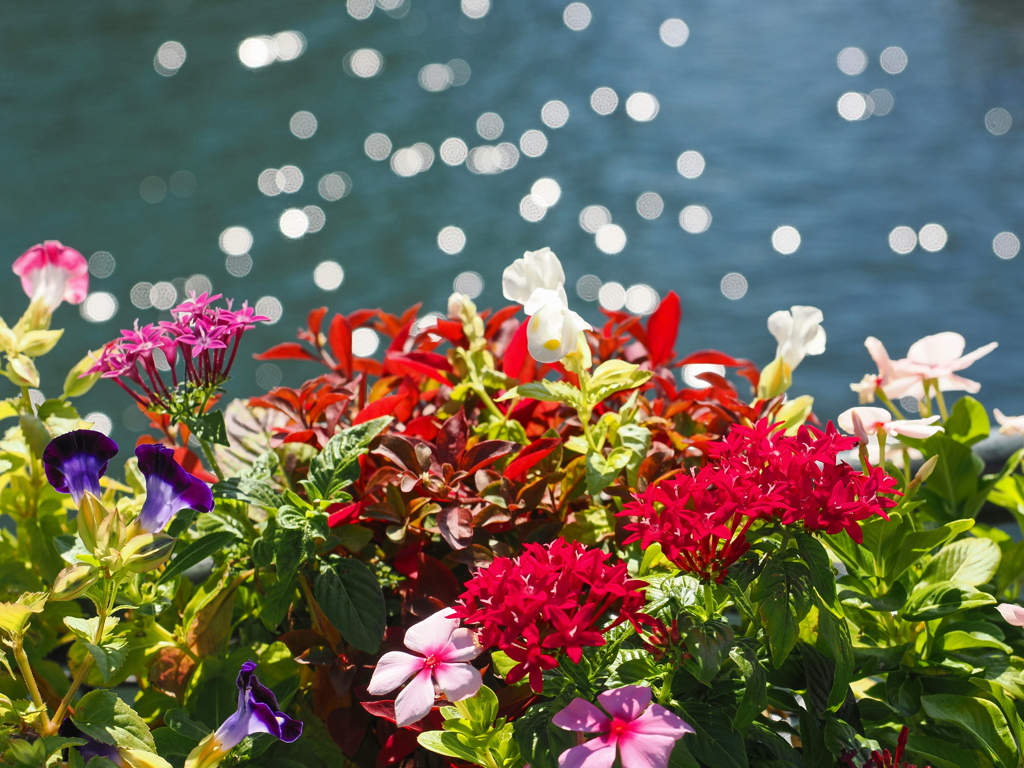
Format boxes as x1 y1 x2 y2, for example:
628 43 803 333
3 0 1024 442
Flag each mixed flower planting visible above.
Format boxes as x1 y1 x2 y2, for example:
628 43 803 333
1 241 1024 768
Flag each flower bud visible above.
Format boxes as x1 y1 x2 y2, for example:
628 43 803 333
776 395 814 435
63 349 103 399
5 354 39 388
17 329 63 358
120 533 177 573
96 508 127 554
50 563 98 601
77 492 107 552
756 356 792 401
0 319 17 356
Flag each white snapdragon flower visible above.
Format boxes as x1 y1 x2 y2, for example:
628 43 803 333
502 248 591 364
767 305 826 371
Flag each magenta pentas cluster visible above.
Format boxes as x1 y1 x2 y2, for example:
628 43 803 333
622 419 900 581
88 293 266 414
451 539 648 692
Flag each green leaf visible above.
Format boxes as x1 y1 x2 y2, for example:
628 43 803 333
797 535 840 616
71 690 156 752
674 702 748 768
937 630 1012 655
511 380 582 407
152 727 201 758
314 559 386 654
512 705 576 768
901 581 996 621
418 731 483 765
920 434 985 518
921 693 1018 768
943 396 991 446
585 448 632 496
183 411 229 446
82 639 128 684
164 708 211 740
681 616 734 684
453 686 498 725
64 616 118 644
922 537 1001 587
817 606 854 711
887 518 975 582
729 644 767 730
905 734 982 768
587 360 653 405
751 559 811 667
212 477 282 509
301 417 391 502
261 577 296 632
158 531 239 584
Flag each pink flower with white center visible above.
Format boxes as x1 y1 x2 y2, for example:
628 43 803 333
837 407 943 443
849 337 922 403
553 686 693 768
12 241 89 312
899 332 998 397
367 608 483 727
994 409 1024 437
996 603 1024 627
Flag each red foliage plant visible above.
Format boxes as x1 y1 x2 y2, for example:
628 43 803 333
451 539 649 693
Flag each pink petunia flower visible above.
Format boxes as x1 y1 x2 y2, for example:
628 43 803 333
996 603 1024 627
367 608 482 727
12 240 89 311
553 686 693 768
837 407 943 443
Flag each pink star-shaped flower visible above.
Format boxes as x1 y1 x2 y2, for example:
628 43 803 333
367 608 482 727
553 686 693 768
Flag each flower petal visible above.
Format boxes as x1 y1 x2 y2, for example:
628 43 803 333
433 661 482 701
627 704 694 739
527 297 577 364
837 407 890 441
42 429 119 504
403 608 459 656
950 341 998 372
441 627 482 663
907 332 965 367
368 651 425 695
883 416 943 440
997 603 1024 627
596 686 652 721
557 737 618 768
502 248 566 305
616 733 683 768
394 667 437 727
553 698 611 733
135 444 214 533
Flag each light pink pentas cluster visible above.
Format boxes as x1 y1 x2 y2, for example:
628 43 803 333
851 332 997 404
88 292 267 411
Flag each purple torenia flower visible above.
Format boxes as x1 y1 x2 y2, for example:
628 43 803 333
135 444 213 533
553 686 693 768
368 608 483 727
43 430 119 504
185 661 302 768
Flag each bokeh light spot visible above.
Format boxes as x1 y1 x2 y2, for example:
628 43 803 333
636 192 664 220
461 0 490 19
365 133 393 160
150 282 178 311
838 92 869 121
888 226 917 254
226 254 253 277
986 108 1012 135
289 110 318 138
154 41 186 76
771 225 801 255
720 273 748 300
319 172 352 201
994 232 1020 259
440 137 469 166
352 327 381 356
541 100 570 128
676 150 705 178
680 205 712 233
598 281 625 310
219 226 253 256
576 274 601 301
346 48 384 78
682 364 726 389
918 223 947 252
531 178 562 208
625 284 659 314
476 112 504 140
81 292 118 323
131 282 154 309
595 224 627 254
85 412 113 436
140 176 166 203
314 261 345 290
579 205 612 233
279 209 309 239
519 129 548 158
590 87 618 115
256 296 283 324
453 271 484 298
880 46 908 74
419 63 453 92
659 18 689 47
563 2 592 30
89 251 115 278
438 226 466 254
256 363 282 390
837 47 868 75
625 92 659 121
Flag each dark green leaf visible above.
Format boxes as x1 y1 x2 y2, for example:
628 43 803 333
159 531 239 585
887 519 974 582
681 617 734 684
943 396 991 446
751 559 811 667
152 727 201 758
184 411 229 446
905 734 982 768
901 581 996 621
261 577 296 631
797 535 839 615
922 537 1001 587
921 693 1018 768
301 417 391 502
729 644 767 730
164 708 211 741
840 581 907 613
314 560 386 654
211 477 282 509
513 704 575 768
674 702 748 768
817 606 853 711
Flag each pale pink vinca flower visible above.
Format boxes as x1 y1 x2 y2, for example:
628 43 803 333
12 240 89 312
367 608 482 727
837 407 943 443
553 685 693 768
993 409 1024 437
767 305 826 371
996 603 1024 627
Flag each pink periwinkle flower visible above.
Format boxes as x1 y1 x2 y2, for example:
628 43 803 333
88 293 267 413
367 608 482 727
553 686 693 768
994 409 1024 437
12 241 89 312
996 603 1024 627
837 407 943 443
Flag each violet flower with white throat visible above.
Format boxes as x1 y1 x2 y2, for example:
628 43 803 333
367 608 482 727
502 248 591 364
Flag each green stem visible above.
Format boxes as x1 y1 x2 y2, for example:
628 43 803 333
580 411 599 453
875 389 905 420
198 438 225 482
703 582 716 620
473 384 505 422
658 667 675 706
12 636 48 735
933 382 948 421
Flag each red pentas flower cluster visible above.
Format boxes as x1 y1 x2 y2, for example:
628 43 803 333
840 728 931 768
622 419 899 582
451 539 648 692
89 292 267 412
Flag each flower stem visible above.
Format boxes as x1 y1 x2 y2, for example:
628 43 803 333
657 667 675 706
12 636 48 735
933 383 949 421
198 438 225 482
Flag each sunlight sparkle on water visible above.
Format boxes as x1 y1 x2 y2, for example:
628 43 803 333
314 261 345 290
590 87 618 115
889 226 917 254
89 252 115 278
563 3 592 31
595 224 627 254
771 226 801 255
659 19 689 47
438 226 466 254
720 273 748 300
994 232 1020 259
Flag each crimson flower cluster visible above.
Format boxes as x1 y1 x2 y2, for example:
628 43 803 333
88 293 266 413
451 539 648 692
840 728 930 768
622 419 899 582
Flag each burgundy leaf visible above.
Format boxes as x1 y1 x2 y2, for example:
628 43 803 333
437 409 468 466
504 437 562 481
438 506 474 550
459 440 521 474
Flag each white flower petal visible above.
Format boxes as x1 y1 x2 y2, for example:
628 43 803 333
433 661 482 701
368 651 425 695
394 667 437 727
502 247 565 305
403 608 459 656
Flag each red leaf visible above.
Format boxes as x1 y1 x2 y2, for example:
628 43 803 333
484 304 522 339
438 506 474 550
460 440 520 474
385 351 452 385
425 318 464 343
308 307 328 339
677 349 752 368
437 409 468 466
646 291 681 367
354 388 412 425
328 501 364 527
173 447 217 483
347 309 379 328
329 315 353 378
502 322 529 381
281 429 318 445
253 342 319 362
504 437 562 481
